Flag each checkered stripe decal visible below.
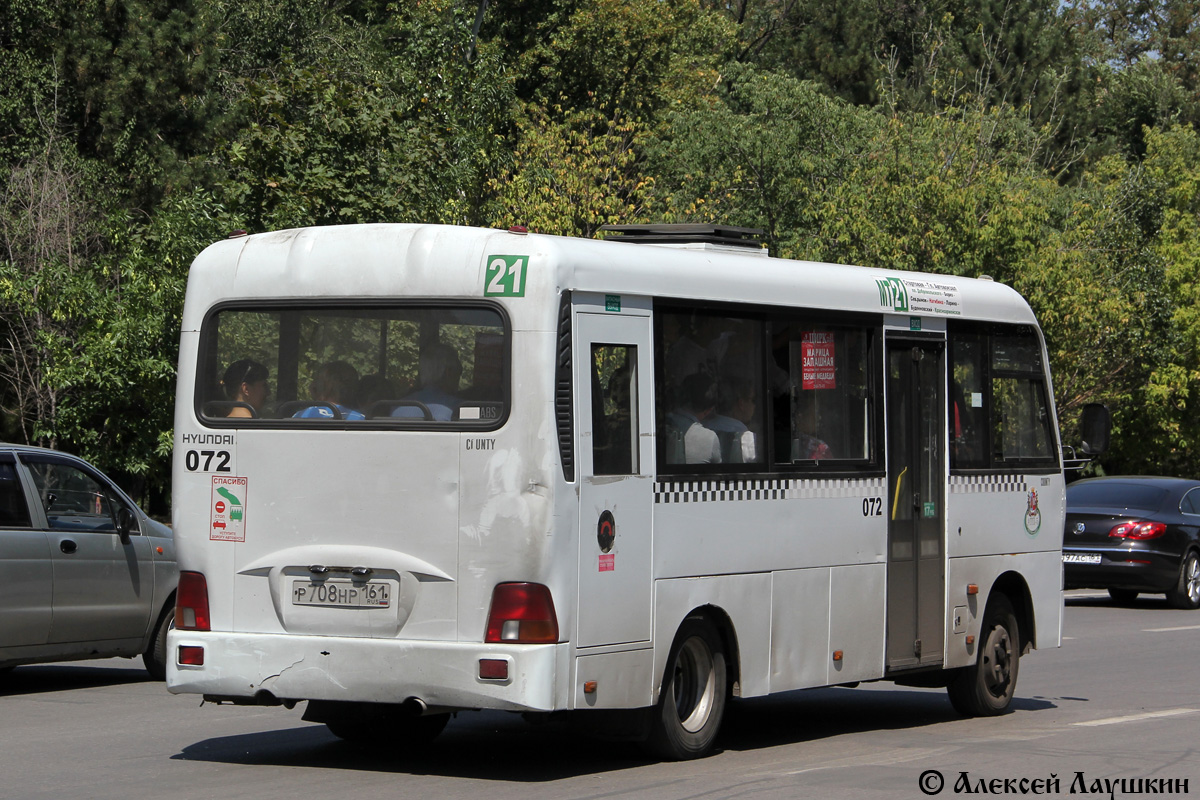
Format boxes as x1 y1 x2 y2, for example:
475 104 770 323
948 474 1028 494
654 477 887 504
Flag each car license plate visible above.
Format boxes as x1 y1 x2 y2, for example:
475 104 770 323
292 578 391 608
1062 553 1102 565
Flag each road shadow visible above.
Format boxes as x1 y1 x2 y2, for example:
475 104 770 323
1065 593 1171 609
0 661 152 696
718 686 1053 753
174 687 1055 779
175 712 652 780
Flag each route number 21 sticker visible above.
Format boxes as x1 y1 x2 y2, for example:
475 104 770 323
484 255 528 297
211 475 248 542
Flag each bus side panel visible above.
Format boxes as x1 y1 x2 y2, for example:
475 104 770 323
652 487 886 580
767 563 887 693
829 563 886 683
944 551 1063 670
653 574 772 701
572 648 655 710
946 473 1065 559
171 331 239 635
769 568 830 692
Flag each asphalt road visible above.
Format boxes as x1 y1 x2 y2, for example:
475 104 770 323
2 591 1198 800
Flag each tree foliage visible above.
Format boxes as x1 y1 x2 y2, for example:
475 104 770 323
5 0 1200 503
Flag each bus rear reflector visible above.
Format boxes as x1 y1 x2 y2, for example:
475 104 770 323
479 659 509 680
178 645 205 666
485 582 559 644
176 571 211 632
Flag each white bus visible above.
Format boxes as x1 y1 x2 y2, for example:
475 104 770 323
167 222 1097 759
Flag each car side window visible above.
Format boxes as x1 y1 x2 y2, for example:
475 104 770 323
22 458 134 534
0 457 32 528
1183 489 1200 516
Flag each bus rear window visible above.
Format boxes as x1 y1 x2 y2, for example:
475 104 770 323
197 304 508 427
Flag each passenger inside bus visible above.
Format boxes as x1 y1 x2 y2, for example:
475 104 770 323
293 361 365 420
392 343 461 421
705 375 759 463
221 359 270 418
792 394 830 460
665 373 723 464
358 373 401 416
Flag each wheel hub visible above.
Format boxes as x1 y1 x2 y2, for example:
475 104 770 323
673 637 717 733
981 626 1012 697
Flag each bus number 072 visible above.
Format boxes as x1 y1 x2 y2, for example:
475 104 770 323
863 497 883 517
185 449 231 473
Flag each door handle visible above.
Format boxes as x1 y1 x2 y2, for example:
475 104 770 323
59 539 78 555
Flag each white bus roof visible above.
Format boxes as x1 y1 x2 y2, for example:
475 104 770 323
182 223 1038 330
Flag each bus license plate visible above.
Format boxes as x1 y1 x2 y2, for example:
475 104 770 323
292 579 391 608
1062 553 1101 565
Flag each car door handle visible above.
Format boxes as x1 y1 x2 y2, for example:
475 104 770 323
59 539 77 555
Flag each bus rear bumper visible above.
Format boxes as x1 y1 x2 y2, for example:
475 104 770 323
166 630 567 713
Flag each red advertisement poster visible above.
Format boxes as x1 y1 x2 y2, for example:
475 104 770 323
802 332 837 390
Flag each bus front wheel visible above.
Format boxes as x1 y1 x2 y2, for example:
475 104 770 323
948 594 1020 716
644 617 727 760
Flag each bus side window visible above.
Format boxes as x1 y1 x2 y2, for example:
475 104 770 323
949 335 988 469
592 345 638 476
771 323 870 464
949 325 1056 470
992 375 1053 462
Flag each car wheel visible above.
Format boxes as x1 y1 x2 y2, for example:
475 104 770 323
1108 588 1139 605
643 617 727 760
142 606 174 681
1166 551 1200 610
948 594 1020 716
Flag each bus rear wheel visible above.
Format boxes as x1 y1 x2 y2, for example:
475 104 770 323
948 594 1020 717
644 617 727 760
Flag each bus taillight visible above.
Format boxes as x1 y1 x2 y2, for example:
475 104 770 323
484 582 559 643
176 571 211 631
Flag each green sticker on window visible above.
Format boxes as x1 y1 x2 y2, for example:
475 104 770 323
605 294 621 312
910 317 922 331
923 501 936 518
484 255 528 297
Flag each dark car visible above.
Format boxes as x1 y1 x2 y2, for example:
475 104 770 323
1064 476 1200 608
0 444 177 677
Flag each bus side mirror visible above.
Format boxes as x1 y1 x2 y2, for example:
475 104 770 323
1079 403 1111 456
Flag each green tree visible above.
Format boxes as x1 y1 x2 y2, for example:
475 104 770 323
216 1 513 230
54 0 221 200
644 65 877 254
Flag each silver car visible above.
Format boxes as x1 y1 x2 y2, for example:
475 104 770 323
0 445 177 678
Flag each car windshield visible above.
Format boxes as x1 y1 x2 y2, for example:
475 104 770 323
1067 482 1168 512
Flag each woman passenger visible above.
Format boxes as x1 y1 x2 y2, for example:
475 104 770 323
222 359 270 418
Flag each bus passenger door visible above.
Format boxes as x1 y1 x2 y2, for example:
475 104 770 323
885 338 946 671
575 312 653 648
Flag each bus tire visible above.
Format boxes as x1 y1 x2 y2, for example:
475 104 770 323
142 605 174 681
948 594 1019 716
644 617 727 760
